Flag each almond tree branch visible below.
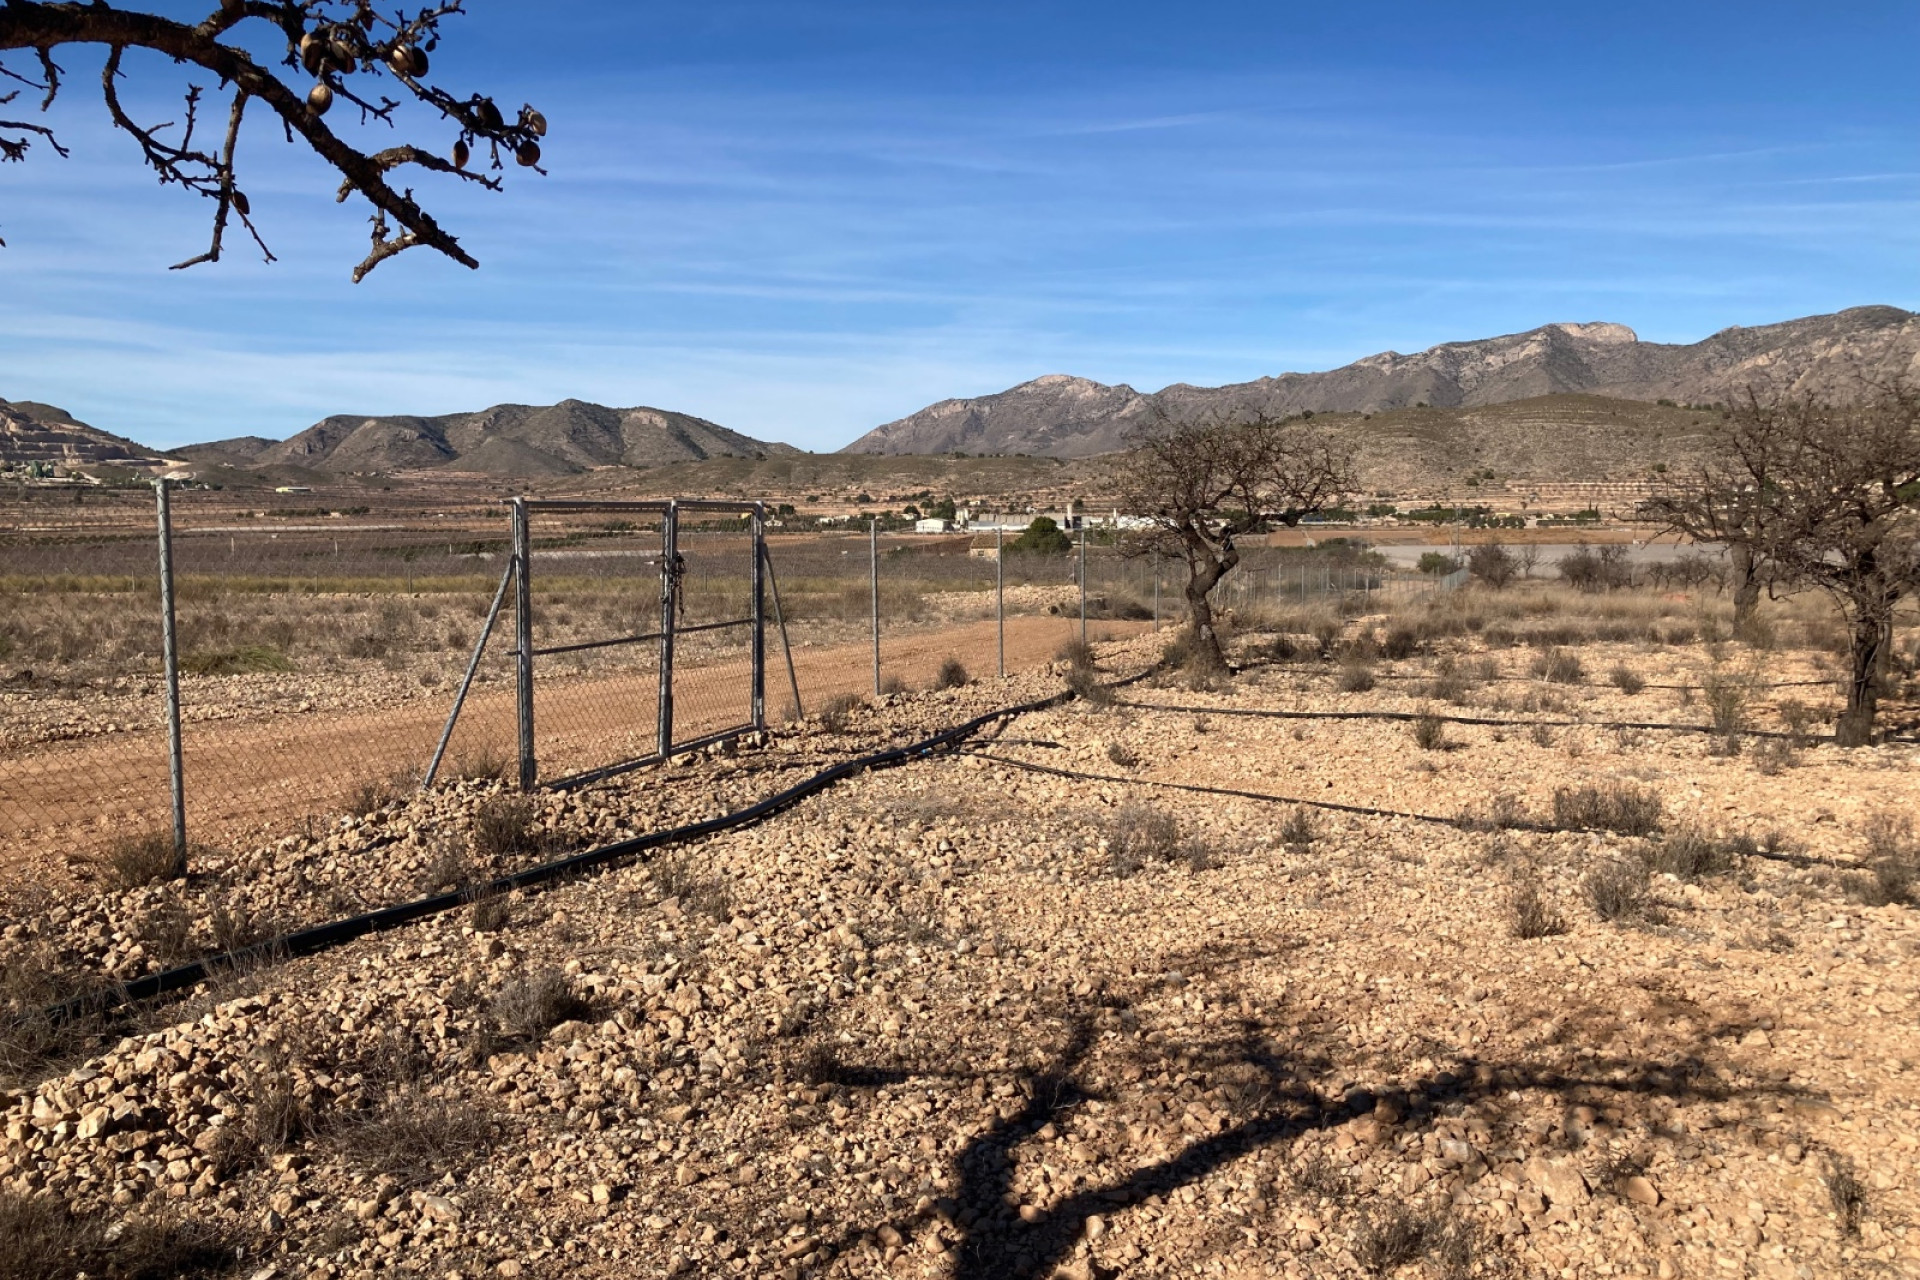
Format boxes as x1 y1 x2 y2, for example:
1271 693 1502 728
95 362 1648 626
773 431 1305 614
0 0 548 279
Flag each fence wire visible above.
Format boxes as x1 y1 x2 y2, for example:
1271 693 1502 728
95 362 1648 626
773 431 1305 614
2 492 1445 870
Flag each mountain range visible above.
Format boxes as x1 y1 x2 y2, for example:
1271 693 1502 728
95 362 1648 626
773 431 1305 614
842 305 1920 458
178 399 797 476
7 306 1917 481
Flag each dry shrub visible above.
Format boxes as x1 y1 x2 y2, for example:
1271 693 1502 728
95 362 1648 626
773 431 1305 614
651 853 735 920
1105 741 1139 768
1643 828 1739 881
1825 1155 1868 1236
1065 639 1114 705
418 843 473 894
490 968 591 1043
1777 698 1816 745
330 1089 497 1188
1108 803 1182 876
1280 806 1317 849
1852 813 1918 907
879 673 908 696
1381 625 1420 660
454 746 509 783
1336 658 1376 693
1530 647 1584 684
1751 737 1796 775
100 831 182 890
208 894 272 954
1608 664 1646 695
1354 1205 1445 1275
934 656 970 689
0 1190 235 1280
466 885 512 932
181 644 293 675
1552 781 1662 835
1509 875 1567 939
1425 659 1479 705
818 691 863 733
1584 860 1649 922
1702 665 1753 738
0 946 114 1088
1412 711 1450 751
472 794 543 857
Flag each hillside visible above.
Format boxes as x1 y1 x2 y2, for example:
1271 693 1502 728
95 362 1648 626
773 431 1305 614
843 305 1920 457
180 399 799 477
0 399 175 471
549 394 1721 509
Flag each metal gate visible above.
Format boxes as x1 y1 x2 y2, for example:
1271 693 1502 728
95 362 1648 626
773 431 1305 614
426 498 767 792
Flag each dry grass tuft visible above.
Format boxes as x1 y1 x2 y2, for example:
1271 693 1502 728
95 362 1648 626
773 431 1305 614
471 794 543 858
99 831 183 890
1552 781 1662 836
1280 806 1317 849
0 1190 236 1280
1108 803 1183 877
818 691 863 733
934 656 970 689
1509 874 1568 939
1608 664 1646 695
1530 647 1584 684
1336 657 1377 693
489 968 591 1043
1412 710 1451 751
1584 860 1650 922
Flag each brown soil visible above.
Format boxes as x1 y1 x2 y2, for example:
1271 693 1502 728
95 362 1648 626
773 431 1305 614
0 616 1148 887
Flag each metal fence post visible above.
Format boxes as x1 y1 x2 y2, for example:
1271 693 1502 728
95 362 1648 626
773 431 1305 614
1152 550 1160 632
996 525 1005 679
749 503 766 730
761 541 804 721
870 517 881 697
1078 520 1088 644
153 479 187 874
659 500 680 758
512 498 536 792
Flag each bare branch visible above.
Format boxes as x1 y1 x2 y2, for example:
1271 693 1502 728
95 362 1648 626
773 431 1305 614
0 0 549 278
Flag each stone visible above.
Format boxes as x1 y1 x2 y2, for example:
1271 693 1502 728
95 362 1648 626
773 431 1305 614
495 1263 523 1277
1624 1175 1660 1206
1523 1155 1589 1208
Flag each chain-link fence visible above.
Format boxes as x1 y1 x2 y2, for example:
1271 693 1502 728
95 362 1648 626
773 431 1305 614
2 493 1443 871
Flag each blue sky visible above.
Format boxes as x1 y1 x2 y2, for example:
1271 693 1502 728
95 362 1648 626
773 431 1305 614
2 0 1916 451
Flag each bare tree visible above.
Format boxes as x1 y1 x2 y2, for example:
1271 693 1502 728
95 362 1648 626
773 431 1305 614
1 1 548 280
1642 408 1777 629
1649 387 1920 746
1117 413 1353 667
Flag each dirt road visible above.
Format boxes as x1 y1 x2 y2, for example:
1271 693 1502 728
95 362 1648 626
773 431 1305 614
0 615 1147 880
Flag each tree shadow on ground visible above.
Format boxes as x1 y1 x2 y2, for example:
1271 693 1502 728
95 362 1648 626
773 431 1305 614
800 970 1791 1280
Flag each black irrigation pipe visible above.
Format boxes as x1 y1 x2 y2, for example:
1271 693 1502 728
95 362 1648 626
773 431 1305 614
966 752 1864 871
52 661 1163 1024
1353 669 1834 692
50 687 1091 1025
967 750 1480 830
1112 697 1824 742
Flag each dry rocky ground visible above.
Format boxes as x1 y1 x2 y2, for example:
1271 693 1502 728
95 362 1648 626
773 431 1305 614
2 587 1919 1280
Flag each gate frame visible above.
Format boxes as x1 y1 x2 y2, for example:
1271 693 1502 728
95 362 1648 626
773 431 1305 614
496 497 767 791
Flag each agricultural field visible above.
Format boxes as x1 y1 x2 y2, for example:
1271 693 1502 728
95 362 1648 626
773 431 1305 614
2 574 1918 1279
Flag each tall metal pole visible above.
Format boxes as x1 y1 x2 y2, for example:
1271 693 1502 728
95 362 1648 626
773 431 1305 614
996 525 1005 679
869 517 881 697
153 479 187 874
749 503 766 730
1078 519 1088 644
1152 551 1160 632
512 498 536 792
658 501 679 758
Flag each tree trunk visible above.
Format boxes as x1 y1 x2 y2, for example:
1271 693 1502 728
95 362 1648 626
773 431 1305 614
1182 539 1236 668
1730 543 1760 630
1835 609 1887 748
